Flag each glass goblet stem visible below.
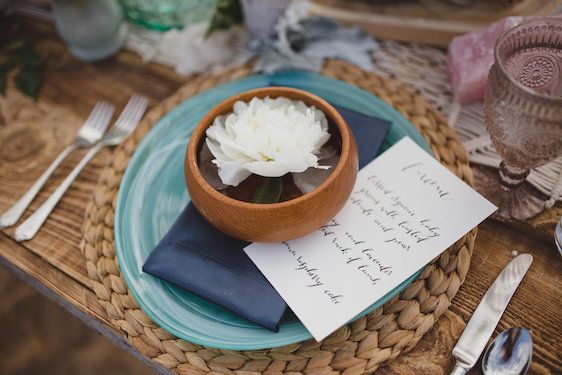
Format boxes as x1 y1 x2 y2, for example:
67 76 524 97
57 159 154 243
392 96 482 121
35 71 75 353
498 162 530 189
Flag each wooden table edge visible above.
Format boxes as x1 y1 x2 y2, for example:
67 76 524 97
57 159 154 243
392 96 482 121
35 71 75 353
0 233 172 375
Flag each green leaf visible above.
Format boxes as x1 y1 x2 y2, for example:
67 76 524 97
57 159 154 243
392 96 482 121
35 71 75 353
206 0 242 37
15 64 42 101
0 59 17 95
251 177 283 204
18 44 44 68
0 41 45 100
1 40 25 53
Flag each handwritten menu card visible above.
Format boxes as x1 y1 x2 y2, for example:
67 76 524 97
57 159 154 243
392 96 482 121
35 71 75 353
244 138 496 341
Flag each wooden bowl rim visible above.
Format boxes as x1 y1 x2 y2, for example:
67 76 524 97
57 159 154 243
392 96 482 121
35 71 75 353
186 86 354 210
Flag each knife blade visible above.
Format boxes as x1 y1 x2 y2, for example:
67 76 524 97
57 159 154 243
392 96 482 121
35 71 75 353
450 253 533 375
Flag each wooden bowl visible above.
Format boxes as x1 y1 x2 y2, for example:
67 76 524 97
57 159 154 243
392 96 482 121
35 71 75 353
184 87 358 242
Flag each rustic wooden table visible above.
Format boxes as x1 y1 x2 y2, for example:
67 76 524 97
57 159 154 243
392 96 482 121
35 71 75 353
0 17 560 375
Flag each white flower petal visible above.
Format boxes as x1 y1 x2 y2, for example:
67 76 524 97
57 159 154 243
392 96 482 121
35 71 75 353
245 161 290 177
293 154 339 193
205 138 227 161
204 96 332 186
233 100 248 114
217 161 253 186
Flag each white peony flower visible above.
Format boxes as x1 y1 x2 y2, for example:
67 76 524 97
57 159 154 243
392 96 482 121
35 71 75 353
205 96 331 186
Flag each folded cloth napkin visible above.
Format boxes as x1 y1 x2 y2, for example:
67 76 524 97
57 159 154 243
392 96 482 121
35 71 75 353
143 104 391 332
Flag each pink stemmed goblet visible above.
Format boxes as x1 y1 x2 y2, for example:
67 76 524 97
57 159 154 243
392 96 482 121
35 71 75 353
477 17 562 220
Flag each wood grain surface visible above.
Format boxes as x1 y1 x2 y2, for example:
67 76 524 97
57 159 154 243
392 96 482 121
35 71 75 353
0 17 560 374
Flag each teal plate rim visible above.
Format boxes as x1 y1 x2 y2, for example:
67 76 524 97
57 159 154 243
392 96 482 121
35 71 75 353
114 70 433 350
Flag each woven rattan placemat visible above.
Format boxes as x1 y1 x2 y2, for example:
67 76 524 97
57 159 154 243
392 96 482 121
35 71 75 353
81 61 477 374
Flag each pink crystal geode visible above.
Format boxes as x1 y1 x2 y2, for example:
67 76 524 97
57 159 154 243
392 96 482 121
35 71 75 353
447 16 524 104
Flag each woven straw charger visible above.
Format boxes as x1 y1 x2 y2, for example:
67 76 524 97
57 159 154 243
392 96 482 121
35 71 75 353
81 61 477 375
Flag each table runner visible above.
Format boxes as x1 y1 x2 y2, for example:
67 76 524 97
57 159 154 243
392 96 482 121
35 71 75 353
81 60 477 374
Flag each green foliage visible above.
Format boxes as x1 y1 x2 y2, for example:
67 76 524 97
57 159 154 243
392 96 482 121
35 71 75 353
251 177 283 204
206 0 242 37
0 59 16 94
0 40 45 100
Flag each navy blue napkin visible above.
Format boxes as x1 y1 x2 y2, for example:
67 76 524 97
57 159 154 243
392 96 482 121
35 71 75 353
143 105 391 332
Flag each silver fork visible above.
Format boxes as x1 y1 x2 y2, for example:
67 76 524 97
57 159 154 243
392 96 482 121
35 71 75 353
15 95 149 242
0 101 115 228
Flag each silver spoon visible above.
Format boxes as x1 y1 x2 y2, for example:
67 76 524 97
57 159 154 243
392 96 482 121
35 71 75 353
482 327 533 375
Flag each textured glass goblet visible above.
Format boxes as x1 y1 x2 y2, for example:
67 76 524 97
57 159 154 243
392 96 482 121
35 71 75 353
477 18 562 220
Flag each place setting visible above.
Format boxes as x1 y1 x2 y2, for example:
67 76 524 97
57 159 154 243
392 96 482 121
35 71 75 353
1 2 561 374
112 71 441 349
85 13 561 372
84 53 549 374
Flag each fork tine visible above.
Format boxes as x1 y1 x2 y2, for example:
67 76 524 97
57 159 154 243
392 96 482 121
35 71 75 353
94 102 115 132
127 95 149 124
101 102 115 128
82 101 106 130
84 100 114 132
113 96 140 130
112 95 149 134
121 95 145 123
120 100 148 135
125 96 149 130
90 102 112 132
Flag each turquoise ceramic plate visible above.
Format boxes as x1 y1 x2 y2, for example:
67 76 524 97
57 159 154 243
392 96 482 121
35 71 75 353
114 71 432 350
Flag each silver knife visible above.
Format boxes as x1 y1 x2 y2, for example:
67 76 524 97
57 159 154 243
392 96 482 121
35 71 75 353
450 253 533 375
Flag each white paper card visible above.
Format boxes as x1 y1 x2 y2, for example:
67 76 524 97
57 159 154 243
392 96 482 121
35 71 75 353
244 137 496 341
